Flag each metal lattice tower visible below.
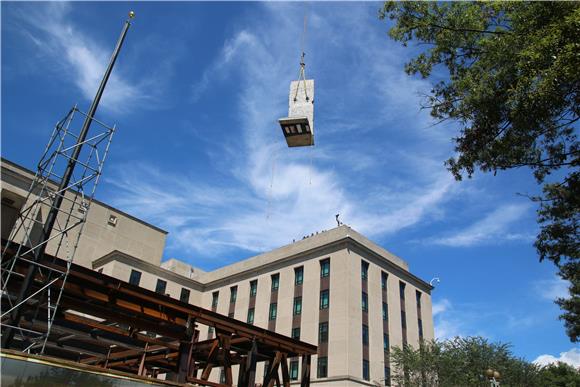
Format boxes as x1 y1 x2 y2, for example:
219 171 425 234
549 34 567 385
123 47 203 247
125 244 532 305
1 107 116 353
1 11 134 353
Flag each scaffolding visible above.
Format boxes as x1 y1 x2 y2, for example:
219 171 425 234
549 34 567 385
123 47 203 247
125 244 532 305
1 106 116 353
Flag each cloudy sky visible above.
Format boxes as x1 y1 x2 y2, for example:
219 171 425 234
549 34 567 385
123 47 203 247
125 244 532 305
2 2 576 367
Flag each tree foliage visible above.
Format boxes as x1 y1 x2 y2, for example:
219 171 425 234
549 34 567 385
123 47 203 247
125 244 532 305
380 1 580 342
390 337 579 387
538 361 580 387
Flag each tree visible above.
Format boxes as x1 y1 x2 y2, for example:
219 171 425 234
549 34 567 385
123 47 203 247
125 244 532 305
380 2 579 342
537 362 580 387
390 337 543 387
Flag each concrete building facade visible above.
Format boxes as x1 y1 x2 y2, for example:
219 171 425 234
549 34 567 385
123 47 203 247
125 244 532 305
2 159 434 386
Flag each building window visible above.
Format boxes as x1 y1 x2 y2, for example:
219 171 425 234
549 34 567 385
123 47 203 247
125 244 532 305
269 303 277 320
295 266 304 285
293 297 302 315
382 302 388 321
318 322 328 343
211 291 219 308
362 292 368 312
129 270 141 286
219 368 225 384
208 326 214 338
271 274 280 291
362 324 369 346
384 333 390 352
97 268 104 273
230 286 238 303
381 271 388 290
228 311 234 318
264 361 270 378
361 260 369 280
320 258 330 278
416 290 422 308
180 288 190 303
362 359 370 381
155 279 167 294
399 281 406 301
384 366 391 386
320 289 329 309
247 308 255 324
290 360 299 380
249 280 258 297
291 327 300 340
418 318 424 339
401 310 407 329
317 356 328 378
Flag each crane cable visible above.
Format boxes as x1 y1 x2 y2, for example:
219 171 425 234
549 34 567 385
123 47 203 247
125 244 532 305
293 12 310 103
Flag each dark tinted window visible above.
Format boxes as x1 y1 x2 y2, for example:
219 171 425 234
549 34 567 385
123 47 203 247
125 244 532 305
129 270 141 286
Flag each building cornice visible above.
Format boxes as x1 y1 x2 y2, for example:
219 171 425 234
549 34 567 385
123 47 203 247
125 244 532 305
1 158 168 235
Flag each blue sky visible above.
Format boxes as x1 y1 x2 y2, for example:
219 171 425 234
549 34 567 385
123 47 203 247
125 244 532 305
2 2 577 366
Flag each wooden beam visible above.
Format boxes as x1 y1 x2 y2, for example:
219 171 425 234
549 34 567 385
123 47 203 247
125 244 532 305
263 351 283 387
200 338 219 380
63 312 179 350
187 376 224 387
138 343 149 376
280 353 290 387
300 355 311 387
220 334 233 386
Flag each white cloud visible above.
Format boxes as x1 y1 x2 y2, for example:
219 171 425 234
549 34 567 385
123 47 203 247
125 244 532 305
432 299 467 339
432 299 451 316
534 348 580 368
13 3 158 114
535 276 569 301
427 203 533 247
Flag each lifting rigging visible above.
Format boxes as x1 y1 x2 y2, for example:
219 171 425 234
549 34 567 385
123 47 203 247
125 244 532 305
278 12 315 148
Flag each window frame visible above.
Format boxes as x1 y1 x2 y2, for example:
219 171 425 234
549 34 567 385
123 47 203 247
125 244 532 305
180 288 191 303
319 289 330 310
361 260 369 280
317 356 328 378
320 258 330 278
230 286 238 304
362 359 370 381
155 279 167 294
318 322 329 343
129 270 141 286
294 266 304 285
211 291 219 308
271 273 280 291
362 291 368 312
247 308 255 324
269 303 277 321
362 324 369 346
381 271 388 290
249 280 258 297
291 327 301 340
290 360 299 380
293 297 302 316
384 333 390 352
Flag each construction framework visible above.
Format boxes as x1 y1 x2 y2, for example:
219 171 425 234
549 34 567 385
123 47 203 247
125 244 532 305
1 241 317 386
0 107 116 352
